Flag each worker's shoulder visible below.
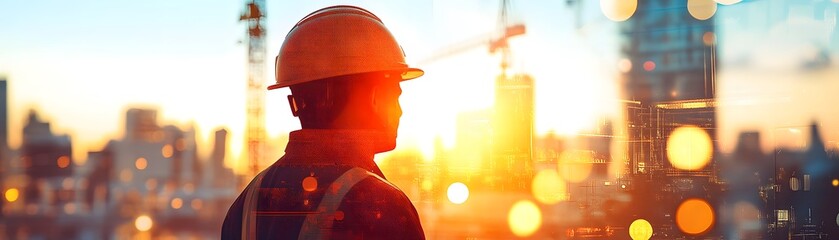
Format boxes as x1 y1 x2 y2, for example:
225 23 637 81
339 172 414 208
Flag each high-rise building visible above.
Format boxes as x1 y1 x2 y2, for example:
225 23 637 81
208 128 233 188
1 78 7 161
491 74 534 191
0 78 7 214
621 0 716 104
21 110 74 203
125 108 161 142
620 0 717 175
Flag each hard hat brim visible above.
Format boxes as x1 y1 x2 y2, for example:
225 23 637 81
267 68 424 90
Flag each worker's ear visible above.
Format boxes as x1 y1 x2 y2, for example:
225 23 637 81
287 95 299 117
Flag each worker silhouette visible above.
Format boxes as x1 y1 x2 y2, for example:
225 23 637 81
222 5 425 240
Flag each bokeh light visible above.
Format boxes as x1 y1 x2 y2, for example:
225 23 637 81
135 215 153 232
5 188 19 202
629 219 653 240
162 144 173 158
831 179 838 187
702 32 716 46
643 61 655 71
676 198 714 235
135 157 148 170
600 0 637 22
687 0 717 20
191 199 203 210
531 169 567 204
171 198 183 209
64 203 76 214
508 200 542 237
56 156 71 168
666 126 713 170
714 0 741 5
447 182 469 204
302 176 317 192
618 58 633 73
558 150 594 183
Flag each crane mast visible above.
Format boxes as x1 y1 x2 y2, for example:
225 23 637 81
240 0 266 178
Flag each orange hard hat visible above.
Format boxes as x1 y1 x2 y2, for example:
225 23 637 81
268 5 424 90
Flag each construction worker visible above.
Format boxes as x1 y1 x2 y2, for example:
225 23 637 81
221 5 425 239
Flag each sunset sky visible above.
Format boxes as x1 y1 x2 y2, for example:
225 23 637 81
1 1 621 171
2 0 838 172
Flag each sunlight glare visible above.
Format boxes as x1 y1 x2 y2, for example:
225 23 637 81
558 150 594 183
531 169 567 204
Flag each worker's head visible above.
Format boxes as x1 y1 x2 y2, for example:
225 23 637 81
288 71 402 135
269 5 422 151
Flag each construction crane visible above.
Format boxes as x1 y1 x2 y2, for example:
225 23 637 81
418 0 525 78
240 0 266 178
420 0 534 192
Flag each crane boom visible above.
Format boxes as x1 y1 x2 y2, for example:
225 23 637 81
240 0 266 178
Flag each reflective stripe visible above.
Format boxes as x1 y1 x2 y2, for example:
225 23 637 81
241 170 269 240
297 167 373 240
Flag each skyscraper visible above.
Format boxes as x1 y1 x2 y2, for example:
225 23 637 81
1 78 7 158
491 74 534 191
21 110 74 203
620 0 717 175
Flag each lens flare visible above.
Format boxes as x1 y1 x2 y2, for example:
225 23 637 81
171 198 183 209
135 215 153 232
5 188 19 202
688 0 717 20
135 157 148 170
508 200 542 237
714 0 741 5
666 126 713 170
531 169 567 204
447 182 469 204
629 219 653 240
162 144 174 158
676 198 714 235
302 176 318 192
600 0 637 22
57 156 71 168
558 150 594 183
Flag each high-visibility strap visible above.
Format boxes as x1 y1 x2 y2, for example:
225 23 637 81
241 169 269 240
297 167 373 240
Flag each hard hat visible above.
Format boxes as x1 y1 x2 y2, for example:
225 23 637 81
269 5 424 90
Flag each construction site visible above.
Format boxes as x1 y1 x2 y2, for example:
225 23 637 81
1 0 839 239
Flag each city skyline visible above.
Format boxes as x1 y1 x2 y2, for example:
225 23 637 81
0 1 623 172
2 1 839 238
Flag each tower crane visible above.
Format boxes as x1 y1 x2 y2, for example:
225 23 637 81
240 0 266 178
420 0 534 192
418 1 525 76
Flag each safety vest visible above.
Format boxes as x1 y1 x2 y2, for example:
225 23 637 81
240 167 376 240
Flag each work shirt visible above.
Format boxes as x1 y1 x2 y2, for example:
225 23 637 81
221 129 425 239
